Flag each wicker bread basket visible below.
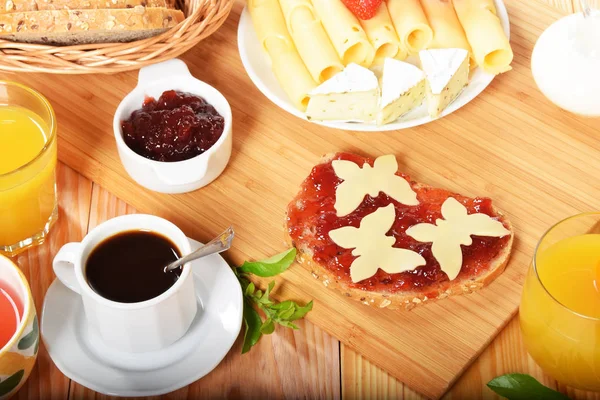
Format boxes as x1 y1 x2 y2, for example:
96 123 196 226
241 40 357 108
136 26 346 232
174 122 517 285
0 0 233 74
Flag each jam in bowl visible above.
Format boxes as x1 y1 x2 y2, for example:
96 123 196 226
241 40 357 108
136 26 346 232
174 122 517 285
121 90 225 163
113 58 232 194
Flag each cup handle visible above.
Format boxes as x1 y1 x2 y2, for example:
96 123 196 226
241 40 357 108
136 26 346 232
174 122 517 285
53 242 83 294
138 58 191 86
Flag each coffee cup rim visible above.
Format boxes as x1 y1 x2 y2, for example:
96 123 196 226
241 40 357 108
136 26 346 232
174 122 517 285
0 254 33 356
75 214 193 310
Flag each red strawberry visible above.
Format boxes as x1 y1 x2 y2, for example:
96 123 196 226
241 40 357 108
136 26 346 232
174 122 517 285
341 0 383 20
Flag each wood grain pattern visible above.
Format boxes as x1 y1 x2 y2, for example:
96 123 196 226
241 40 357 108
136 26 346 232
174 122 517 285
68 184 341 400
13 163 93 400
341 344 424 400
5 0 600 399
572 0 600 11
4 0 599 397
542 0 573 12
447 318 557 400
342 317 600 400
547 0 600 14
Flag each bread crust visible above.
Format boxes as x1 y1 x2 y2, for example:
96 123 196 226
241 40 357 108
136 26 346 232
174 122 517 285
3 0 170 13
285 155 514 311
0 7 184 44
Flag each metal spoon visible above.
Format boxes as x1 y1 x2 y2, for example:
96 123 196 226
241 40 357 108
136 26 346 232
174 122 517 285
581 0 592 17
164 226 235 272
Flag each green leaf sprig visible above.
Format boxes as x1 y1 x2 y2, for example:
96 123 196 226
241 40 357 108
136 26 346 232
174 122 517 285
233 248 313 353
487 374 570 400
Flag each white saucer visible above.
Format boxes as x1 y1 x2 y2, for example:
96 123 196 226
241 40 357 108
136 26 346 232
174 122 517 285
41 238 243 397
237 0 510 132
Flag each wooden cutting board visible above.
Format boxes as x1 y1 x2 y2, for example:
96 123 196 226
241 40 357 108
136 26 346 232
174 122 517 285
4 1 599 398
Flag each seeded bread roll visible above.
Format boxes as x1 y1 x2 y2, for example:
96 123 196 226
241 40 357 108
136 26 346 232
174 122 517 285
0 7 184 44
2 0 172 13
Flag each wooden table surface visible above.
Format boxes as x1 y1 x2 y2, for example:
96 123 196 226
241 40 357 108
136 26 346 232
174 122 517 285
6 0 600 399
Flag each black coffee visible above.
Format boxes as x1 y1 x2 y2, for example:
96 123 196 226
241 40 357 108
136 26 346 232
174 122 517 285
85 230 182 303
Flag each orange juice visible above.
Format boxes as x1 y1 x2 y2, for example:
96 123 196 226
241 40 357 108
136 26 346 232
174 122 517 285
0 83 58 256
521 228 600 391
537 234 600 318
0 107 47 175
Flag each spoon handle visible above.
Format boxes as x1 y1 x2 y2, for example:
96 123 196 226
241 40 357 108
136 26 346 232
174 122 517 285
581 0 592 17
165 226 235 272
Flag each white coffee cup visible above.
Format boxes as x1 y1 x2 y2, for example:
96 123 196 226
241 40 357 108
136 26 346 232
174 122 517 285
52 214 197 353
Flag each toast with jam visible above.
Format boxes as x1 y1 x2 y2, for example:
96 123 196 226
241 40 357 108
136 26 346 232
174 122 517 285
285 153 514 310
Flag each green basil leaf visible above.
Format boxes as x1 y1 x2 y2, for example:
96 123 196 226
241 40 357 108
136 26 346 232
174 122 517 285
289 301 313 321
487 374 570 400
244 282 255 296
259 297 273 306
236 249 313 355
263 281 275 300
277 320 299 329
271 300 294 311
260 319 275 335
239 248 297 277
278 307 295 320
242 300 263 354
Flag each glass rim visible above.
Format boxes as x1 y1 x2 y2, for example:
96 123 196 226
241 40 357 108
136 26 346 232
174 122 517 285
533 211 600 321
0 80 57 178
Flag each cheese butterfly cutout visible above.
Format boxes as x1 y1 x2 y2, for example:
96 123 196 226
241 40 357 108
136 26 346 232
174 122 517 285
329 204 426 283
406 197 511 281
332 155 419 217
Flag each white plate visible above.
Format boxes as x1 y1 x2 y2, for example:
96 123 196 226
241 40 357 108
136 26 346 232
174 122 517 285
40 238 243 397
237 1 510 132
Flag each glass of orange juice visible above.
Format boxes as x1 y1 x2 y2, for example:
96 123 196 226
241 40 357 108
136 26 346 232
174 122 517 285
0 81 58 256
520 212 600 391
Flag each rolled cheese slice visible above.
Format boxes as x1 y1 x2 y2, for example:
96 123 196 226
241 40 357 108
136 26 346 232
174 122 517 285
461 0 497 14
387 0 433 55
360 2 406 64
419 0 473 64
453 0 513 74
279 0 344 82
311 0 375 67
248 0 317 110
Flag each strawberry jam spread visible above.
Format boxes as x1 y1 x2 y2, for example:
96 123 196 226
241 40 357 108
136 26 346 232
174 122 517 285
121 90 224 162
286 153 511 295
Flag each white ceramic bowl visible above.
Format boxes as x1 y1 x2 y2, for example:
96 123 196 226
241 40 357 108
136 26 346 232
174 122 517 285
113 59 232 194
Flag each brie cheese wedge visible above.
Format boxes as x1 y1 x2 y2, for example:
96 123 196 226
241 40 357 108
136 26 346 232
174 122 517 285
306 63 379 123
377 58 426 125
419 48 470 119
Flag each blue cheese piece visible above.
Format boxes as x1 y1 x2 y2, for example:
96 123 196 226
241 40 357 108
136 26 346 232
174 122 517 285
419 48 469 119
377 58 426 125
306 63 379 122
